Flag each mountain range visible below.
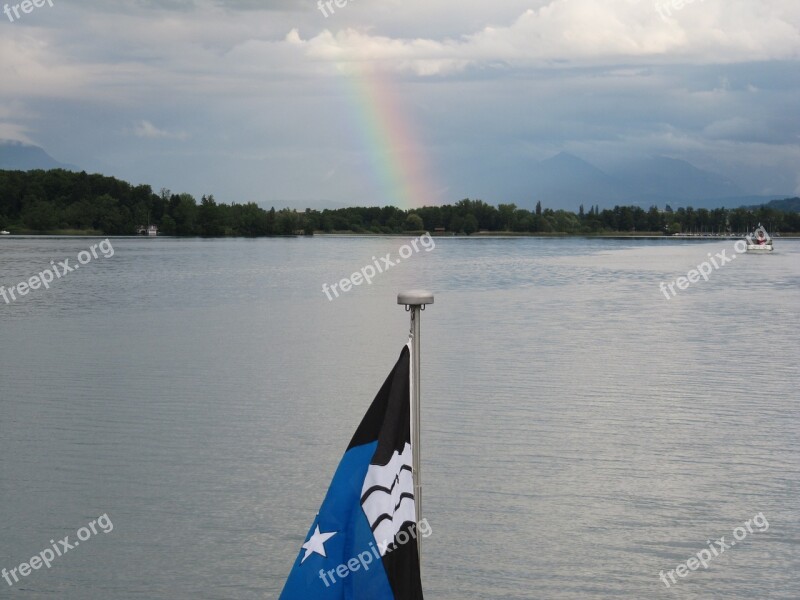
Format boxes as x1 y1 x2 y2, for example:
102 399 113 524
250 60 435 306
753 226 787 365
467 151 788 212
0 141 790 211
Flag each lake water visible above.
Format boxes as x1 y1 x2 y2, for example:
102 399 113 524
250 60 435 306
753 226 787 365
1 235 798 599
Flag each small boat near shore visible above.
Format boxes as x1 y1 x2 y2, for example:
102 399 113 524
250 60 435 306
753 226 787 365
0 230 10 235
746 225 773 252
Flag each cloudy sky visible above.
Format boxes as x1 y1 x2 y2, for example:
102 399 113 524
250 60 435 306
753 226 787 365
2 0 799 209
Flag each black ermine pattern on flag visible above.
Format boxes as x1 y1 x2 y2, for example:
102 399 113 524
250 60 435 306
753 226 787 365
360 443 415 555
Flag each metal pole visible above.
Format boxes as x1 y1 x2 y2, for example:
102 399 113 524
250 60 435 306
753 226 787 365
410 305 422 534
397 290 433 561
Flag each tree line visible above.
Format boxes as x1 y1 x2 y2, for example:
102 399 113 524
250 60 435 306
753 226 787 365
1 169 798 236
0 169 305 236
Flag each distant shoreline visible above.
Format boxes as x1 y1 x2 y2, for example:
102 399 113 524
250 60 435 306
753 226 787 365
3 231 800 239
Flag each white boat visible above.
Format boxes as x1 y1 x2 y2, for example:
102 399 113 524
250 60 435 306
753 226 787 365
0 230 10 235
746 225 773 252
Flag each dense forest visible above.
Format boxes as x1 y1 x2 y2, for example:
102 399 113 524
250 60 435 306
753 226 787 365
1 169 798 236
0 169 304 236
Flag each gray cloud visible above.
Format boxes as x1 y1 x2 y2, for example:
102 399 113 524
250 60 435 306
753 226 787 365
1 0 798 206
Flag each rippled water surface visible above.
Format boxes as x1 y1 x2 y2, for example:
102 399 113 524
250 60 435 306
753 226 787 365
1 235 798 599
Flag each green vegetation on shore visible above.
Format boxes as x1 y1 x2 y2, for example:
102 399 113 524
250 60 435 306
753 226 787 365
1 169 798 236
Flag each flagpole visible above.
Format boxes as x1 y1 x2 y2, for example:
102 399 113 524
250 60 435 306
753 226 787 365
397 290 433 561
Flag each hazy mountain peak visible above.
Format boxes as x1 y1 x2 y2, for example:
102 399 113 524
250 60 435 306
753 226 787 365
0 140 77 172
542 151 594 166
609 155 743 201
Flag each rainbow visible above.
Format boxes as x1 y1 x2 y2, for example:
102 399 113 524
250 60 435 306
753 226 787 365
341 64 443 210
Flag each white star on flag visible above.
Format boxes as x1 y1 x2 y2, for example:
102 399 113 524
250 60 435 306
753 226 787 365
300 525 337 563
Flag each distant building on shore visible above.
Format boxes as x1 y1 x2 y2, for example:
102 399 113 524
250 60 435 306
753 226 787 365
137 224 158 236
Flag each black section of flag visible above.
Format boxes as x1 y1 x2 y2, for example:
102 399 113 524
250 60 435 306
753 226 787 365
347 345 411 463
381 521 424 600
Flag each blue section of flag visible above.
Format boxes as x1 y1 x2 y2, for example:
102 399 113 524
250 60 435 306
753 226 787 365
279 441 396 600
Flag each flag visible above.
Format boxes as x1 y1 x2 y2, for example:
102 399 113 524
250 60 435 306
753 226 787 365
279 343 424 600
